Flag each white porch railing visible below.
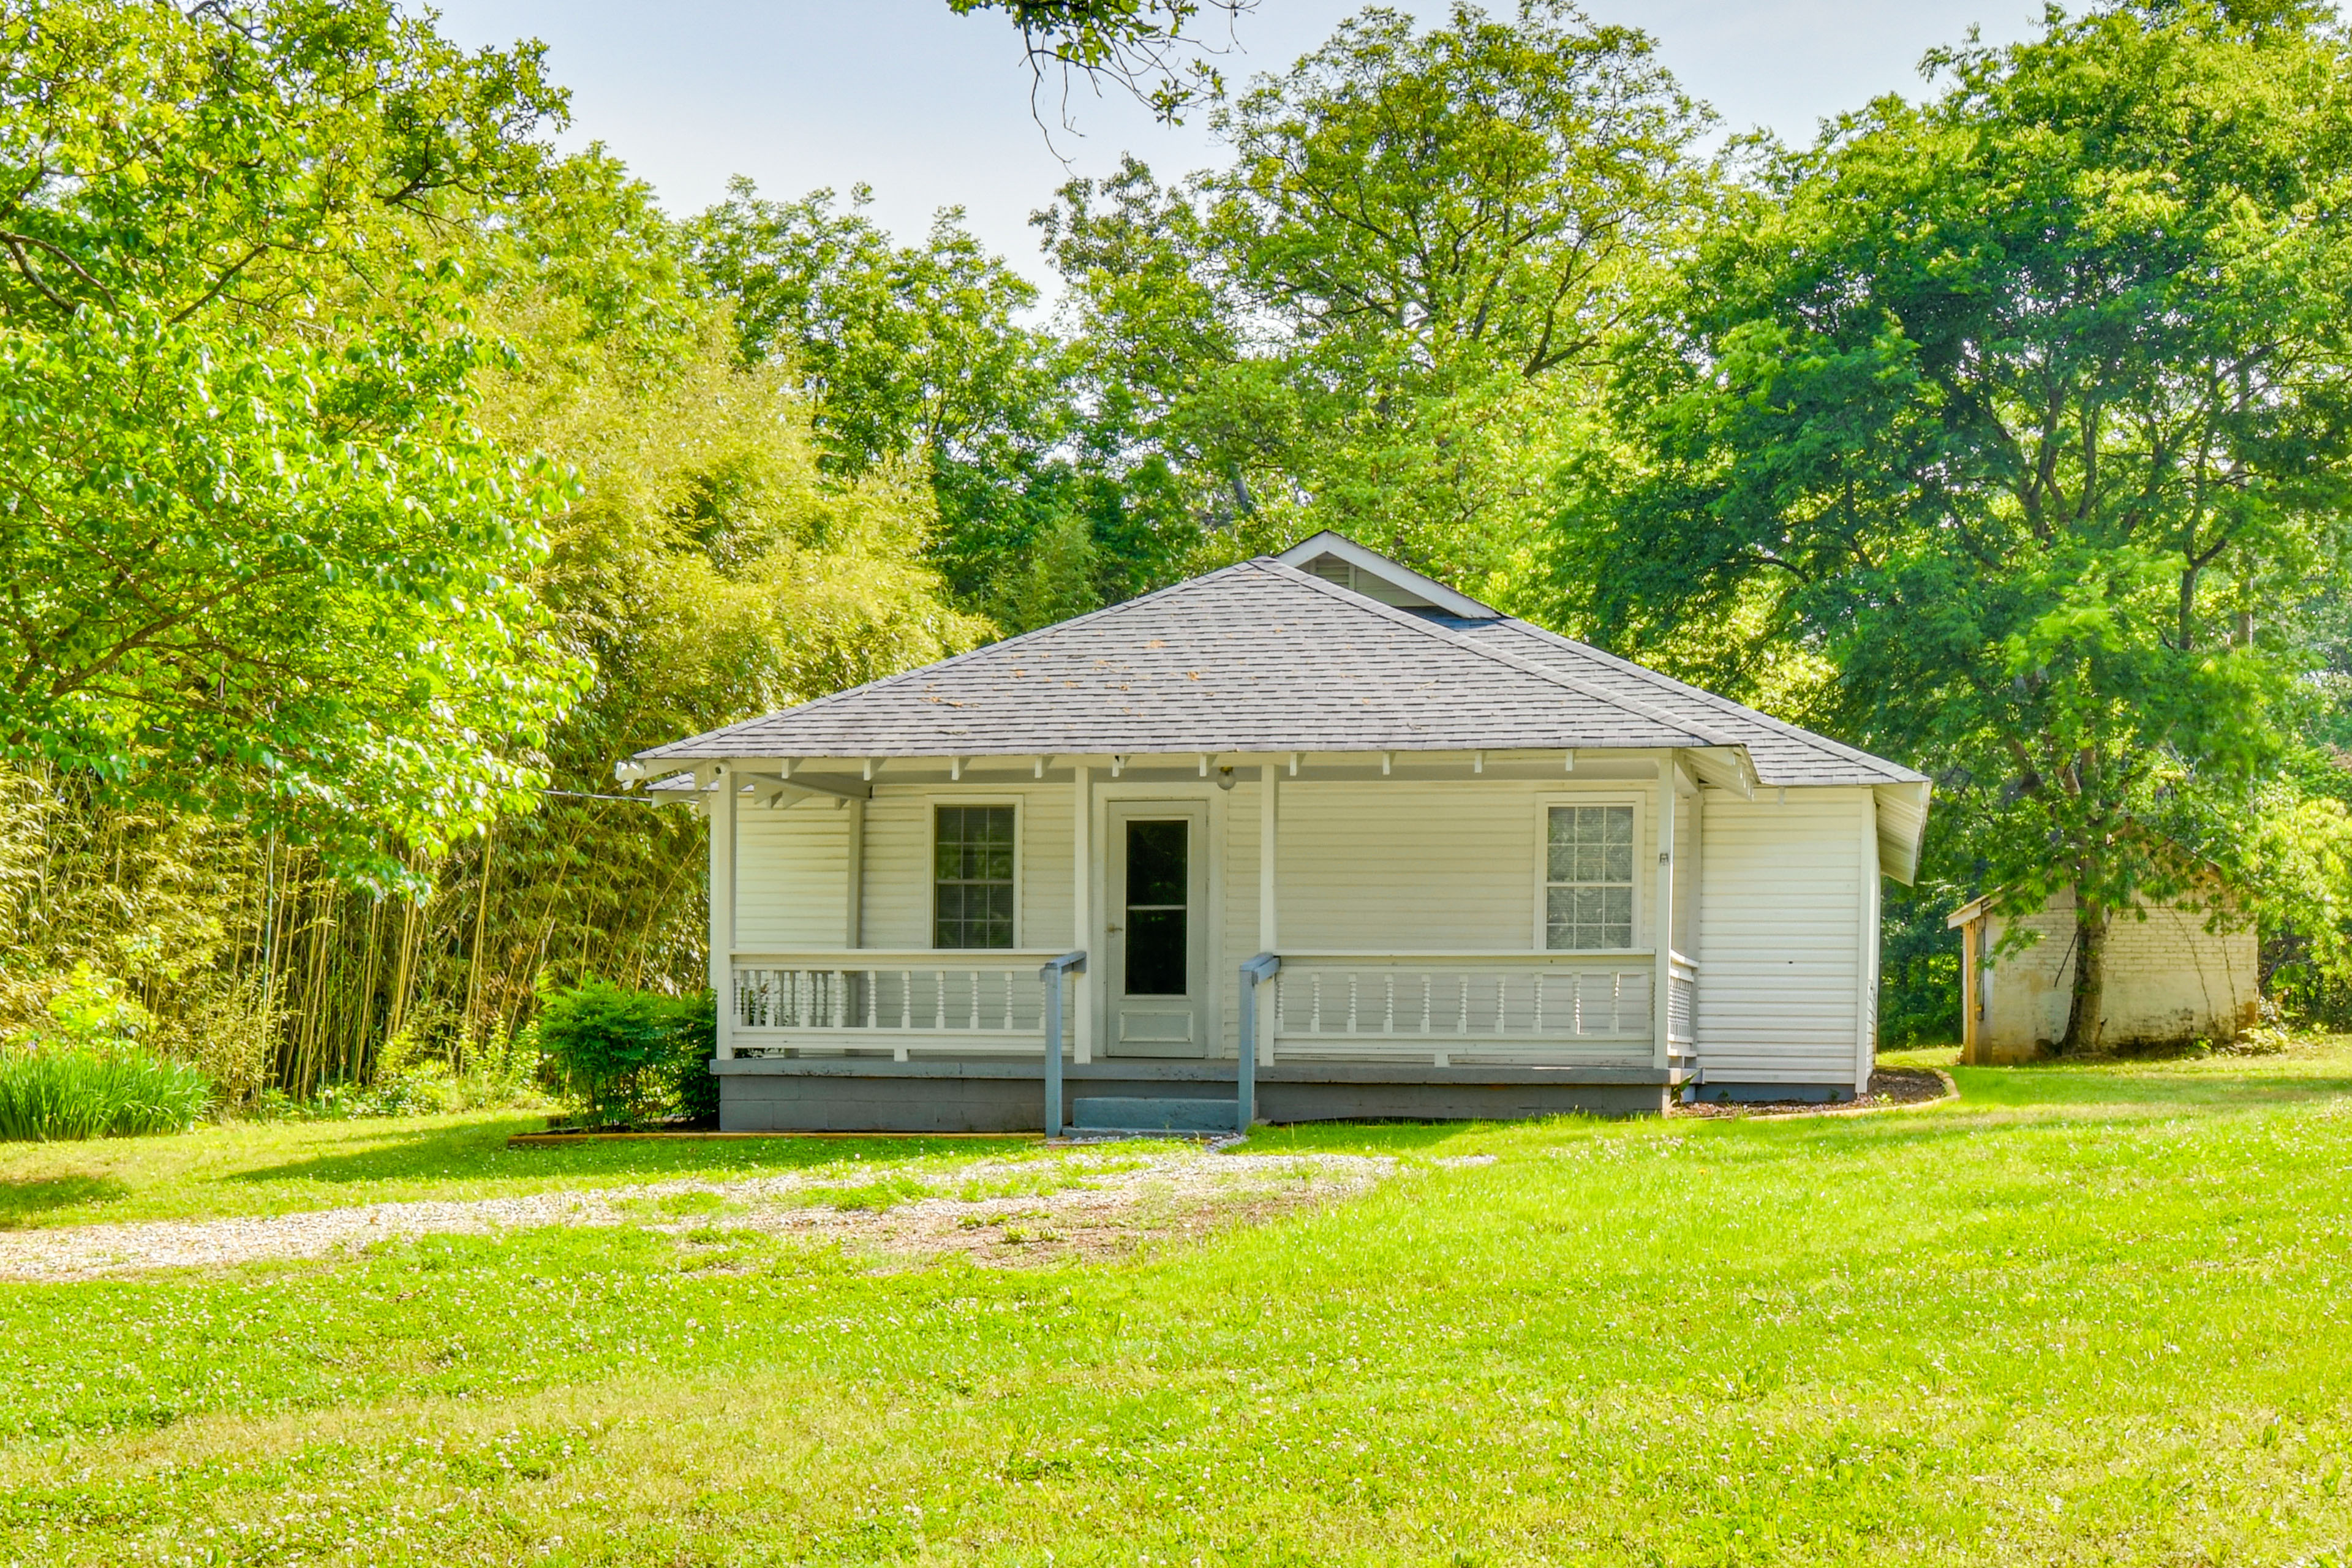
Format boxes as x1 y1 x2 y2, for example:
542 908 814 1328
1666 950 1699 1074
1270 952 1656 1067
731 951 1076 1061
731 949 1686 1071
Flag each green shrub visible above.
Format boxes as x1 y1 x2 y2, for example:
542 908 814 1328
537 980 715 1127
0 963 213 1140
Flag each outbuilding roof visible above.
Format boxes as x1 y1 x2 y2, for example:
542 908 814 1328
636 549 1923 793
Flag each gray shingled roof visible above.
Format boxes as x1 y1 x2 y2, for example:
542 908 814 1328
1461 619 1926 786
637 557 1923 788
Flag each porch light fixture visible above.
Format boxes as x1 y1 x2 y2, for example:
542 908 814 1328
1216 766 1237 791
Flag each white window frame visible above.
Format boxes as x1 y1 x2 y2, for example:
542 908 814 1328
927 795 1023 951
1531 792 1647 953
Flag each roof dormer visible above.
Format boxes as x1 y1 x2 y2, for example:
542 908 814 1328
1273 530 1502 620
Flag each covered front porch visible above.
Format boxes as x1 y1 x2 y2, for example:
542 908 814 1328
677 747 1717 1132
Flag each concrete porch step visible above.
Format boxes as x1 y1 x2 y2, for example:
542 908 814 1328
1069 1096 1240 1134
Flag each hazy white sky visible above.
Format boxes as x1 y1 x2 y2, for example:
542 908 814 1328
427 1 2043 285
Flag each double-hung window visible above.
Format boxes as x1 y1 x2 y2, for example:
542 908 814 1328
1545 805 1635 950
934 805 1016 949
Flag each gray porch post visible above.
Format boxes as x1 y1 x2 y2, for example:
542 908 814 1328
1237 953 1280 1130
1044 967 1062 1137
1039 951 1087 1136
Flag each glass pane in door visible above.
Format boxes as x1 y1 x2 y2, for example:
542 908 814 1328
1123 820 1188 996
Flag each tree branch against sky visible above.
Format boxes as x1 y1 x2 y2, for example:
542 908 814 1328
946 0 1258 128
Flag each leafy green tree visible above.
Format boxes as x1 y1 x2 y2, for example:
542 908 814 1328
0 0 584 886
447 152 994 1047
0 131 992 1096
690 179 1197 625
1041 1 1708 594
692 183 1060 484
1563 1 2352 1049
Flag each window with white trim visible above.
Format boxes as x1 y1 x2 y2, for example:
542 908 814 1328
933 805 1016 948
1545 805 1635 949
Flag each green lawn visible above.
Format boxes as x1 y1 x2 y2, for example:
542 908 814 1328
3 1044 2351 1564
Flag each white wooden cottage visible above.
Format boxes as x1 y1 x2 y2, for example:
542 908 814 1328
624 532 1931 1132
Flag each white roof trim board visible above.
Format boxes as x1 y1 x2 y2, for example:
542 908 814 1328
635 538 1931 877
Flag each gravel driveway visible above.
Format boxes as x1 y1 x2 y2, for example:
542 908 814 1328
0 1148 1405 1281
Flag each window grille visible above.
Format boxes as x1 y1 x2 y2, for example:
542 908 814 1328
1545 805 1635 949
934 805 1015 949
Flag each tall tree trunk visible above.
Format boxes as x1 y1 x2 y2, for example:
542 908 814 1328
2059 895 2109 1054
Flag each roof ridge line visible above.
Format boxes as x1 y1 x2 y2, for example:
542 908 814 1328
639 560 1268 759
1254 560 1741 749
1494 618 1927 783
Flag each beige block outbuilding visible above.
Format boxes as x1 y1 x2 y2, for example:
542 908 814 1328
1948 887 2259 1063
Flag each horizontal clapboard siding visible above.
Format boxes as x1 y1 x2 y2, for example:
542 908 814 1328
1270 780 1656 952
741 777 1674 967
735 805 850 949
856 793 925 949
858 784 1075 951
1695 788 1868 1082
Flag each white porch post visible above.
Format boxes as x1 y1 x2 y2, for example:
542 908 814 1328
843 796 865 949
1072 762 1093 1063
1652 750 1676 1074
1259 761 1279 1066
709 763 736 1060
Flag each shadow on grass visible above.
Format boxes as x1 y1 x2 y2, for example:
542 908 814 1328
227 1118 1039 1189
0 1172 132 1227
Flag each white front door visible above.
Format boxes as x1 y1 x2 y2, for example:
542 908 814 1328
1105 802 1210 1058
